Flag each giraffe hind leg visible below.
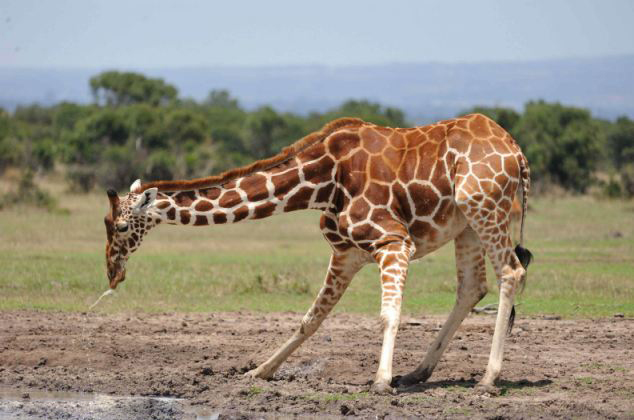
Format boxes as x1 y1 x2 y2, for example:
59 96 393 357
454 180 527 389
394 226 487 388
245 250 364 380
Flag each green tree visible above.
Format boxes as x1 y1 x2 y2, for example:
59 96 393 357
65 109 129 164
165 108 209 149
245 106 286 159
90 71 178 106
53 102 90 132
513 101 603 192
0 109 18 173
607 116 634 169
204 90 240 109
124 104 167 149
321 99 407 127
13 104 54 126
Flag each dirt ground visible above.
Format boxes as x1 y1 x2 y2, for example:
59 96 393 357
0 310 633 419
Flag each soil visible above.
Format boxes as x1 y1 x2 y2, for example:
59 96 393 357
1 310 633 419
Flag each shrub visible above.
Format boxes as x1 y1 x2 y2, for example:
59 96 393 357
144 150 176 181
95 144 141 191
66 166 97 193
621 163 634 198
0 170 67 214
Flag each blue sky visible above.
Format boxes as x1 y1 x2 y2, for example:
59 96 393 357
1 0 633 68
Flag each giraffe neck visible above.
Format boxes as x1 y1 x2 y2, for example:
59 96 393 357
149 154 336 226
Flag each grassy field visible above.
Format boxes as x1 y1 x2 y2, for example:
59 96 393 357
1 184 633 317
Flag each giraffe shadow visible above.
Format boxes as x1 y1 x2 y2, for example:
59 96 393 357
396 377 553 394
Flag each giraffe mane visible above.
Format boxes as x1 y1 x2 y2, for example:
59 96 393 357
134 117 368 193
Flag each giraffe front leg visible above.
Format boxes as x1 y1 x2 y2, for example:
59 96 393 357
245 251 364 380
370 239 413 395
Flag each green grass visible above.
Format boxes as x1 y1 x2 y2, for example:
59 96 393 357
0 189 633 317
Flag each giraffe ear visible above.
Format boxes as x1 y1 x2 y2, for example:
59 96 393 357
132 188 158 214
130 179 142 192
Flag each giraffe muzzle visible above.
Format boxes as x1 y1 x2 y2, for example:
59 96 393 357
108 267 126 289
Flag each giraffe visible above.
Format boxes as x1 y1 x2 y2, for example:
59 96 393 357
103 114 533 394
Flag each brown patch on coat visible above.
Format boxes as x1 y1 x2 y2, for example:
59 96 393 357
241 174 269 202
254 202 276 219
284 187 314 212
180 210 191 224
195 200 213 212
233 206 249 222
212 213 227 224
219 190 241 208
194 215 209 226
361 127 387 154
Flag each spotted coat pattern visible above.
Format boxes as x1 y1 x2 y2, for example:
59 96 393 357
104 114 530 393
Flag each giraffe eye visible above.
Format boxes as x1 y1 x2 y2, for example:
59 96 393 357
116 222 129 233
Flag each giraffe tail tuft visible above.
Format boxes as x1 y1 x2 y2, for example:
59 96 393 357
508 245 534 335
514 244 534 271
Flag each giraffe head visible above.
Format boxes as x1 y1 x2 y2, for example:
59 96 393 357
104 179 158 289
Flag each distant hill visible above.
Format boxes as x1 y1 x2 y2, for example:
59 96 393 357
1 55 633 123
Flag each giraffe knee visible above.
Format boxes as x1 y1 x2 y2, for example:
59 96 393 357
498 266 525 297
380 306 401 330
300 313 323 336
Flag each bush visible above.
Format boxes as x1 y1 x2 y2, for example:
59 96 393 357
621 163 634 198
513 101 603 193
95 144 142 191
0 170 67 214
66 166 97 193
144 150 176 181
602 177 622 198
32 138 57 171
0 136 21 174
608 117 634 170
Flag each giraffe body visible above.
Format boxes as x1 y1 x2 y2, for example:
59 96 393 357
104 114 532 393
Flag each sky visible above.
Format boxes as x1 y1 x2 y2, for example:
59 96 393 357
1 0 633 68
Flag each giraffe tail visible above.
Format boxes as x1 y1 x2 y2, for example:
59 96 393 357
518 154 530 248
515 153 533 291
508 154 534 334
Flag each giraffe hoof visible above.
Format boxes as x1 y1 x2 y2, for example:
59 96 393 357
370 381 396 395
392 373 418 388
392 368 432 388
390 375 403 387
244 367 273 380
474 383 500 396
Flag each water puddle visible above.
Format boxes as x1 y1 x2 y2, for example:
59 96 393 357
0 387 219 419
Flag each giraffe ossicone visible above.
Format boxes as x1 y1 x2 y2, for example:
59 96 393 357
130 179 142 193
103 114 533 393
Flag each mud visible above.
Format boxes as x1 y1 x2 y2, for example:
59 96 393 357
1 310 632 419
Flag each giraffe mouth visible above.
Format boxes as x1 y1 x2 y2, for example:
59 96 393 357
108 267 126 289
